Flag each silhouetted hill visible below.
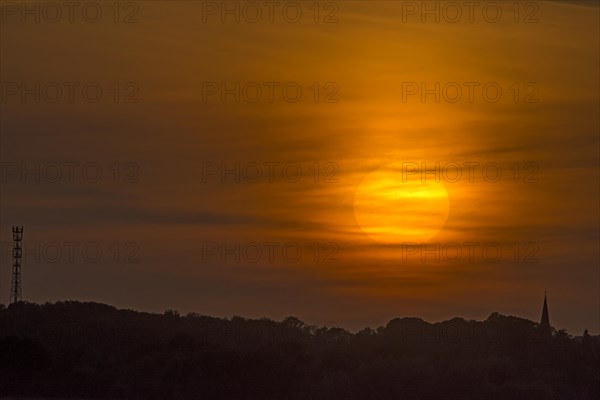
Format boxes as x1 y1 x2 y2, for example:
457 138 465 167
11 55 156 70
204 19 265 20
1 301 598 400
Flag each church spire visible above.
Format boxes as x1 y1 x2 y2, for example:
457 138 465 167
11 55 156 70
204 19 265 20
540 291 550 327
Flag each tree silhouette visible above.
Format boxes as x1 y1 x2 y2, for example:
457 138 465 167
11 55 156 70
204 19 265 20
0 301 598 400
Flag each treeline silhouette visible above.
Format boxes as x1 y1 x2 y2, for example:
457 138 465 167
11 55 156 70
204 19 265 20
0 301 598 400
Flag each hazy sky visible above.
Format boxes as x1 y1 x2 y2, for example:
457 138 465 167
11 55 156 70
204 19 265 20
1 1 598 334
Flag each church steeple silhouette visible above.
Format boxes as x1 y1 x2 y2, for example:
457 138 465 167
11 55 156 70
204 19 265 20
540 291 550 327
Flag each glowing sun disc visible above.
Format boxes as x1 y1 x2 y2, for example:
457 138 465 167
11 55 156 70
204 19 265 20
353 166 450 244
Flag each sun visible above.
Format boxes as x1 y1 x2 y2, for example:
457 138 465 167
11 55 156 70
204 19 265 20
353 165 450 244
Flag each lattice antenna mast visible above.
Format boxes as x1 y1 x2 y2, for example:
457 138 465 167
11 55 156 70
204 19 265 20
10 226 23 304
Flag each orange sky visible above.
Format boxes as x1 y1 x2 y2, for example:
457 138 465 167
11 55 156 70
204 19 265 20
1 1 598 334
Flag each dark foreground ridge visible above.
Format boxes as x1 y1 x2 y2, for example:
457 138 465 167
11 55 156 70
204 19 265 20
1 301 598 400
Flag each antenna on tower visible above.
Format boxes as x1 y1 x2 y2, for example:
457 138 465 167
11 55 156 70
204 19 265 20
10 226 23 304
